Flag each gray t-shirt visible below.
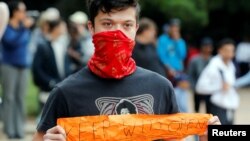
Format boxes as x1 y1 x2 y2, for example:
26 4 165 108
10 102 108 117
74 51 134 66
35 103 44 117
37 67 179 133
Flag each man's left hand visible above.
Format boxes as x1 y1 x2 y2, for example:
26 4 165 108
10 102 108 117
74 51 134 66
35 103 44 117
199 116 221 141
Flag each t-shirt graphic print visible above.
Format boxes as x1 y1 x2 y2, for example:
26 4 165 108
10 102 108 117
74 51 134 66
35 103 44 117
95 94 154 115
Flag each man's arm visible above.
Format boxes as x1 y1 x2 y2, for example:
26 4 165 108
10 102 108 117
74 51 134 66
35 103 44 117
34 87 68 141
175 39 187 60
33 126 66 141
32 132 45 141
157 36 170 67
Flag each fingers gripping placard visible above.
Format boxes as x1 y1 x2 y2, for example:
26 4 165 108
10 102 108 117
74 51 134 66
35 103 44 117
57 113 212 141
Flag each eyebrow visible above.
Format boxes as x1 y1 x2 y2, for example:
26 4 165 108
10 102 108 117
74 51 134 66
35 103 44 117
99 18 135 23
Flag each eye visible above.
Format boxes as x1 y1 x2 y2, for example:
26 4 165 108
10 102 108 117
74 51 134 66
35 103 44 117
123 23 133 29
102 22 113 28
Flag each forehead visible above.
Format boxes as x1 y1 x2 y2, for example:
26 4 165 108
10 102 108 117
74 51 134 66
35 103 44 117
221 44 235 50
95 7 137 22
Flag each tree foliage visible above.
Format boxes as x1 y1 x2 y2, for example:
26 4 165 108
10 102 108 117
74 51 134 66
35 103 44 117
140 0 208 28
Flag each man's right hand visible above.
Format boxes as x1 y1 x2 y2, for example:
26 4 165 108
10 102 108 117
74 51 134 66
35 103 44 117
171 31 181 40
43 126 66 141
23 16 34 28
222 82 230 92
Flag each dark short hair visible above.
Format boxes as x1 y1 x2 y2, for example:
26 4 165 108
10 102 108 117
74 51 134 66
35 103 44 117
115 99 137 114
137 17 157 35
87 0 140 24
169 18 181 27
8 0 24 18
217 38 235 50
200 37 213 47
47 19 62 33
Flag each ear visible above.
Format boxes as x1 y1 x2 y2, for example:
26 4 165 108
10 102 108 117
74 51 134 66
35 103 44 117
87 21 95 36
135 23 139 32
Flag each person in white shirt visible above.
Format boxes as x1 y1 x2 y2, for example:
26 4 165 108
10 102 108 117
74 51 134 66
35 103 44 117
196 38 239 125
235 35 250 77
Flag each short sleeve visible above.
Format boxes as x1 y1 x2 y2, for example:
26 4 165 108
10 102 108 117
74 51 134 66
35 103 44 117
37 87 68 132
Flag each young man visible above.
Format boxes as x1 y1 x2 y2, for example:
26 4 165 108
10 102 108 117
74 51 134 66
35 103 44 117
132 17 166 77
32 0 220 140
157 18 187 81
188 37 214 113
32 18 71 116
196 38 238 125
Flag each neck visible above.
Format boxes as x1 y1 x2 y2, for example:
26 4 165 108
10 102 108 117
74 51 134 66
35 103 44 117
223 59 230 65
201 52 210 60
49 32 59 41
9 18 20 28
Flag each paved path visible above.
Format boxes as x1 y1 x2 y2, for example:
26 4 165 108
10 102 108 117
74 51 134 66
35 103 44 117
0 88 249 141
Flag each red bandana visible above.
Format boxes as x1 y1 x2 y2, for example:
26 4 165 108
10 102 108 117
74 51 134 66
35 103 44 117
88 30 136 79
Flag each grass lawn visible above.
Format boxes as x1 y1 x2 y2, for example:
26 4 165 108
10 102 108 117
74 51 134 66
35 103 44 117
25 73 39 118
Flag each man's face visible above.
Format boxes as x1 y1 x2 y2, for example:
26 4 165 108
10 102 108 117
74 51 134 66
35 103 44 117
144 26 157 44
15 2 26 21
88 7 139 40
202 45 213 55
76 23 86 36
219 44 235 62
169 25 180 34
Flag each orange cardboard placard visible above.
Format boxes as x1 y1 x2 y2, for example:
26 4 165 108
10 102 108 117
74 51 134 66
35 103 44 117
57 113 212 141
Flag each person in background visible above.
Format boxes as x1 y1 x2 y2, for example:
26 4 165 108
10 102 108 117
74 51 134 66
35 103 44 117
174 73 190 113
235 34 250 77
196 38 237 125
188 37 214 113
67 13 85 73
0 2 9 39
132 17 166 77
69 11 94 66
157 18 187 84
185 36 200 68
234 34 250 88
0 0 33 139
32 18 71 116
28 7 60 62
0 0 9 122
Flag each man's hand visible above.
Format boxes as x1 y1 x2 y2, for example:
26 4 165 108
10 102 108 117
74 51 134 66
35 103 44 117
23 17 34 28
199 116 221 141
43 125 66 141
167 69 176 78
171 31 181 40
222 83 230 92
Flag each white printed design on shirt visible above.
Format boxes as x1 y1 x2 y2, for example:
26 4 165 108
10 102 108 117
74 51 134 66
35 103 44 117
95 94 154 115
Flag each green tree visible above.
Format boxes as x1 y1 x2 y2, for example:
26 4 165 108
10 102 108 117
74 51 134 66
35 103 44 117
140 0 209 29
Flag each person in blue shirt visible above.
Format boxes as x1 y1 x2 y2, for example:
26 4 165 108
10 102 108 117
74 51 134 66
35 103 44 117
157 18 187 83
0 0 33 139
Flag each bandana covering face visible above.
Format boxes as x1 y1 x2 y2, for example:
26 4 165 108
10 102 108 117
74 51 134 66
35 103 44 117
88 30 136 79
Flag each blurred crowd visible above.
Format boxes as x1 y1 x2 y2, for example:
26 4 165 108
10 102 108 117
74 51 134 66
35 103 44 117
0 0 249 140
